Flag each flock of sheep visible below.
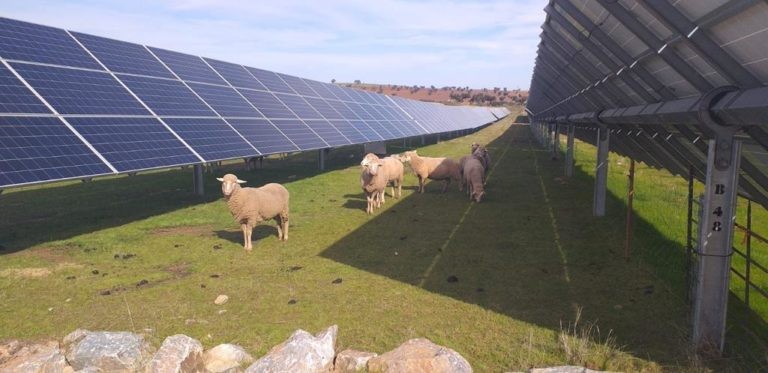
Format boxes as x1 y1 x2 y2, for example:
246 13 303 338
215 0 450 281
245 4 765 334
216 143 490 250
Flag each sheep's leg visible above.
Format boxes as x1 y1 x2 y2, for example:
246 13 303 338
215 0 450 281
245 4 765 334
442 179 450 193
282 212 289 241
380 189 386 204
366 194 372 214
275 216 283 240
241 223 250 251
397 182 402 198
418 176 425 194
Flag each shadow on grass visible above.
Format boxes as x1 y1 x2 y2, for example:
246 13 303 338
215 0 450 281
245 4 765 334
320 123 767 369
214 225 281 247
0 143 376 253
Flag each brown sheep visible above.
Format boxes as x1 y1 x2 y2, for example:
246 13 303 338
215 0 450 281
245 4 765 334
470 142 491 184
401 150 461 193
217 174 290 251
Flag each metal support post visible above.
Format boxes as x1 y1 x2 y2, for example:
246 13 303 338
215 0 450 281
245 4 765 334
686 165 695 303
318 148 329 171
193 164 204 196
692 138 741 355
746 200 752 307
551 124 560 160
421 135 425 145
565 125 575 177
593 125 609 216
625 159 635 261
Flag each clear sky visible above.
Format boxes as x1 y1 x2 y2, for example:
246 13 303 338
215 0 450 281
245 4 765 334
1 0 546 89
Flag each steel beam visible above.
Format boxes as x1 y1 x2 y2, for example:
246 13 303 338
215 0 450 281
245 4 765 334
318 148 330 170
193 164 204 196
692 138 742 355
566 125 575 177
594 125 610 216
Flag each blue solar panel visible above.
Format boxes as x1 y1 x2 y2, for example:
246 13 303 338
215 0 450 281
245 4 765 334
270 119 327 150
366 91 392 106
187 82 261 118
245 67 295 94
71 32 174 79
303 97 342 120
328 120 368 143
237 89 296 119
149 47 226 85
345 88 373 104
345 102 374 120
0 116 112 187
226 118 297 154
378 120 406 138
162 118 258 161
0 64 50 114
11 63 149 115
370 121 396 139
362 104 387 120
326 84 357 102
205 58 268 91
349 120 384 141
273 93 322 119
0 18 101 69
326 99 361 121
66 117 199 171
118 75 215 117
277 73 319 97
303 120 349 147
302 79 339 100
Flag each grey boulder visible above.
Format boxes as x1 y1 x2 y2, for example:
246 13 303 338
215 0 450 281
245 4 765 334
203 344 253 373
146 334 203 373
63 329 153 372
245 325 337 373
367 338 471 373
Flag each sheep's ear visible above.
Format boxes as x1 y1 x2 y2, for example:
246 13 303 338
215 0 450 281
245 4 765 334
216 178 224 182
236 179 247 184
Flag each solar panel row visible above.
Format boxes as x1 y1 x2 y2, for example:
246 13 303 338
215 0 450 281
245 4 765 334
0 17 507 188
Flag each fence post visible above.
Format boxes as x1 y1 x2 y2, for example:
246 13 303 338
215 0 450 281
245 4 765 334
686 165 695 303
625 159 635 261
593 125 609 217
551 124 560 160
746 200 752 307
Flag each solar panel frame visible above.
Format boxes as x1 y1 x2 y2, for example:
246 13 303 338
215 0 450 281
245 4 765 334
0 17 102 69
71 32 175 79
148 47 227 86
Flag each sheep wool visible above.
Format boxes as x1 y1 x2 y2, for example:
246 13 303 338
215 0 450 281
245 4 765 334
360 158 388 214
402 150 461 193
217 174 289 251
463 157 485 202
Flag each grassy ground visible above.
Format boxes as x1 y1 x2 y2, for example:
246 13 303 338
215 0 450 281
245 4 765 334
0 110 764 371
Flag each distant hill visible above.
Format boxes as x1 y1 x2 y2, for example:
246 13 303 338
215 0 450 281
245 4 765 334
335 82 528 106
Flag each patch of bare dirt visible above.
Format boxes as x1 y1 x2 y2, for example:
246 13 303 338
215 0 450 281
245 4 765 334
166 262 191 278
0 268 52 278
150 225 215 237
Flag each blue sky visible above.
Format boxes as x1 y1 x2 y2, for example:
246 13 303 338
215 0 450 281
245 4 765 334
1 0 546 89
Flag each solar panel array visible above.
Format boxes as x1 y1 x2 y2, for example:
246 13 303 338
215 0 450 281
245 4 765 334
0 17 508 188
527 0 768 208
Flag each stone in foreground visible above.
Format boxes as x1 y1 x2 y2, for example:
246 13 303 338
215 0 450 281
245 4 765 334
245 325 337 373
0 340 69 373
333 349 377 372
146 334 203 373
367 338 471 373
63 329 153 372
204 344 254 372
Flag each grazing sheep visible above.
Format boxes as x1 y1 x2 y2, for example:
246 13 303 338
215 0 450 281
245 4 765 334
401 150 461 193
360 159 388 214
361 153 404 201
470 142 491 184
217 174 290 251
463 157 485 202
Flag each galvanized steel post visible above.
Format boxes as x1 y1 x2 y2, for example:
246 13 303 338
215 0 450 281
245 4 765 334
565 125 575 177
193 164 204 196
593 125 609 216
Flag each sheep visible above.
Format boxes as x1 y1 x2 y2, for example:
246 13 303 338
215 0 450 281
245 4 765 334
361 153 404 201
400 150 461 193
470 142 491 184
360 159 388 214
217 174 290 251
463 157 485 202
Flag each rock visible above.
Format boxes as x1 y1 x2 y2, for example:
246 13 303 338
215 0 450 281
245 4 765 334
0 340 70 373
530 367 602 373
245 325 337 373
63 329 153 372
215 295 229 305
367 338 471 373
146 334 203 373
333 349 377 373
203 344 253 373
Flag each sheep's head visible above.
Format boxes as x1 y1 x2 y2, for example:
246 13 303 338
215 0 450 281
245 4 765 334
363 161 384 176
401 151 417 162
472 145 486 159
216 174 246 197
472 190 485 203
360 153 380 167
471 142 480 154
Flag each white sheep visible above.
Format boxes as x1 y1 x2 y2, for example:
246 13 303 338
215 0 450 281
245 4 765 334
400 150 461 193
471 142 491 183
463 157 485 202
361 153 404 201
217 174 290 251
360 159 388 214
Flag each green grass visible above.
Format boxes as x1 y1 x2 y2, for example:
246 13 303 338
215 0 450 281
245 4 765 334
0 109 764 371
